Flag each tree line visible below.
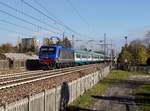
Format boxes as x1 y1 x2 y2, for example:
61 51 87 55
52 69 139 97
118 31 150 66
0 43 18 53
0 37 72 54
44 37 72 48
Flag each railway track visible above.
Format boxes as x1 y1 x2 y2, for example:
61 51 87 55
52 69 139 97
0 70 43 78
0 64 99 90
0 64 96 79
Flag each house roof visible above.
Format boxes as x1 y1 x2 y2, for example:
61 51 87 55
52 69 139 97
1 53 38 60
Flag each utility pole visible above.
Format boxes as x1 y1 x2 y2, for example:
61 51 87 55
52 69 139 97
125 36 128 45
17 36 21 52
110 39 113 65
104 33 107 61
72 35 75 48
62 32 65 39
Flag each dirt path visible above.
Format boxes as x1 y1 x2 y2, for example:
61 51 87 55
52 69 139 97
91 75 150 111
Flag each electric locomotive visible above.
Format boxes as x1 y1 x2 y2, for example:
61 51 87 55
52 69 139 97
39 44 74 69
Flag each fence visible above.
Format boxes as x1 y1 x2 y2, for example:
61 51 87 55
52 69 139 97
0 66 110 111
128 66 150 74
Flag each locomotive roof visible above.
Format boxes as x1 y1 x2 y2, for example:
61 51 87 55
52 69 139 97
40 45 74 51
2 53 38 60
41 44 62 47
75 50 104 56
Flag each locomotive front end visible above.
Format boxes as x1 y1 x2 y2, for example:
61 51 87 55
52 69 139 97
39 46 58 68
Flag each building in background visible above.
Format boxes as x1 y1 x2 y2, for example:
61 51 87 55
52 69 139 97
19 38 38 53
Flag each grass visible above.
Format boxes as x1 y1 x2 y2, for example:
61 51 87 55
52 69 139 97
135 85 150 94
69 70 143 109
71 82 109 108
134 85 150 111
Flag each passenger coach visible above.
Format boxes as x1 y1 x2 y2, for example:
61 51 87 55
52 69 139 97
74 50 104 65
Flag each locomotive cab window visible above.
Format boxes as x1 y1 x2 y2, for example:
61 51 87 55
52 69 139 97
40 47 49 54
49 47 56 55
40 47 56 55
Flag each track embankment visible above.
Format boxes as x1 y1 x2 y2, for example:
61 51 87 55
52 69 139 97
0 64 105 106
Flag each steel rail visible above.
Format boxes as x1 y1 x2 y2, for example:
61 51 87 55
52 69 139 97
0 65 97 90
0 64 95 79
0 65 95 84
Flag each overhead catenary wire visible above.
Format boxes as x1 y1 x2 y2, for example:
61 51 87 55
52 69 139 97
0 9 59 34
0 26 32 37
21 0 75 33
65 0 90 27
0 20 58 37
21 0 57 23
65 0 98 40
32 0 77 38
21 0 92 39
32 0 62 23
32 0 76 38
0 19 36 32
0 1 63 33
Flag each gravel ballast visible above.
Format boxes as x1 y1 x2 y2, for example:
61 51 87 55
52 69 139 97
0 64 105 106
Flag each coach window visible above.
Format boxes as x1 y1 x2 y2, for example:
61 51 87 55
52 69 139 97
82 54 87 58
76 53 80 58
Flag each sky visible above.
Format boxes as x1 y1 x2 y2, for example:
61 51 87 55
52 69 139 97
0 0 150 51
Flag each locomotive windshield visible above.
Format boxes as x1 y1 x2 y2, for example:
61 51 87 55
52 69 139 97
40 46 56 55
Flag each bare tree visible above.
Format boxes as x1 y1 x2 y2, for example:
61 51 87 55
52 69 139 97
43 38 53 46
78 44 88 51
0 43 17 53
57 37 72 48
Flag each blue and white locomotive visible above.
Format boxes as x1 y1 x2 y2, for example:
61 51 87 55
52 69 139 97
39 45 74 68
39 44 104 69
